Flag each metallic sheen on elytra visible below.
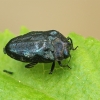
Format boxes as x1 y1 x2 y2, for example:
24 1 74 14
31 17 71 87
4 30 78 74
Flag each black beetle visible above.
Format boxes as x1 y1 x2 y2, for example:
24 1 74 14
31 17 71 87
4 30 78 74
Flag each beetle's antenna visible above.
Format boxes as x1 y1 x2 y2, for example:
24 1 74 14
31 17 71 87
72 46 78 50
67 37 78 50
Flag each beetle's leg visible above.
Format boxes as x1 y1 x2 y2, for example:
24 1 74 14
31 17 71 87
68 54 71 64
58 61 71 69
25 62 37 68
49 62 55 74
58 54 71 68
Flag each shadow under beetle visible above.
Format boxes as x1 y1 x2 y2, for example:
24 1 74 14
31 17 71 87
3 70 13 75
4 30 78 74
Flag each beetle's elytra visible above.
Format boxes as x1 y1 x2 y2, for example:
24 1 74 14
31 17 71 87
4 30 78 74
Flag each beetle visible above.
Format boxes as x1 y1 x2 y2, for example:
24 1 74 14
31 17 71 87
3 30 78 74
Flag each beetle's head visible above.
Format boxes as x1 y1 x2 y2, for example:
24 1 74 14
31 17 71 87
62 37 78 59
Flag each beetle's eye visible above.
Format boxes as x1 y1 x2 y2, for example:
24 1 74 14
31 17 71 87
64 49 68 56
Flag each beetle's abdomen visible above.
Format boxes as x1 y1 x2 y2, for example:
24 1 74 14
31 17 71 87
5 39 54 63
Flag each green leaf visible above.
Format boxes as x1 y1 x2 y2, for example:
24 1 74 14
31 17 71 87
1 27 100 100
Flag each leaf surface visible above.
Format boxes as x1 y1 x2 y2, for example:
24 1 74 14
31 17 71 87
0 27 100 100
